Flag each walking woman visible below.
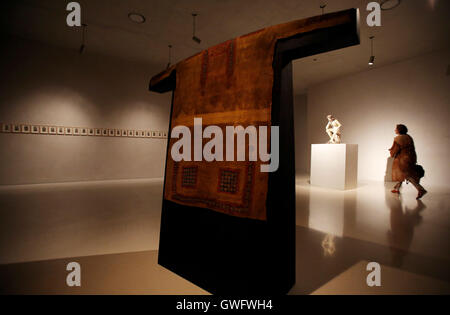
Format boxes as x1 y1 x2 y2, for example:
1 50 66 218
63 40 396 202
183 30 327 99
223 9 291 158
390 124 427 199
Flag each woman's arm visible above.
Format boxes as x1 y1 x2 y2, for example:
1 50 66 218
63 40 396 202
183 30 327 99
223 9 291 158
389 141 400 158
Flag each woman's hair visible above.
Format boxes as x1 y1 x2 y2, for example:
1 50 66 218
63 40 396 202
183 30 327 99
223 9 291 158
396 124 408 135
327 115 334 120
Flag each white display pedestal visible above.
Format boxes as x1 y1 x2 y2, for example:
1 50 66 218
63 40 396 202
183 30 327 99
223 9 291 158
310 144 358 190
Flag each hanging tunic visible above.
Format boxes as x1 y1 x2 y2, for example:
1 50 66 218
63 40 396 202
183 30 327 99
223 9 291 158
150 11 356 221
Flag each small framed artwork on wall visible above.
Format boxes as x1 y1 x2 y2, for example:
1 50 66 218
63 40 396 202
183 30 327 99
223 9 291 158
127 130 134 137
134 130 140 138
157 132 162 138
95 129 102 136
31 125 40 134
81 128 88 136
57 127 65 135
12 124 21 133
40 126 49 134
49 126 57 135
109 129 115 137
21 125 31 133
73 127 80 136
1 124 11 133
121 129 127 137
139 130 146 138
102 129 109 137
151 131 157 138
115 129 121 137
145 131 152 138
163 132 168 138
88 128 95 136
65 127 73 135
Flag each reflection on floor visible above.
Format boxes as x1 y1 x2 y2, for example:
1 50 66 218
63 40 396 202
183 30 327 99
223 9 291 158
0 179 163 265
312 261 450 295
291 226 449 294
295 176 450 262
0 177 449 294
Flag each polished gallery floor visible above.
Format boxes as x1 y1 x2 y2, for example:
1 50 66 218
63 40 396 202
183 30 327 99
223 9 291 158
0 177 449 294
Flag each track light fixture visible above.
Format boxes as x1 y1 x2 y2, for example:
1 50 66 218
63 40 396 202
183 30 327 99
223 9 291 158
79 24 87 54
320 4 327 15
368 36 375 66
166 44 172 69
192 13 201 44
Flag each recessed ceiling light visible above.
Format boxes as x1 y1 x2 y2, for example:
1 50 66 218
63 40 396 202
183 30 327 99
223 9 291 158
380 0 401 10
128 12 146 24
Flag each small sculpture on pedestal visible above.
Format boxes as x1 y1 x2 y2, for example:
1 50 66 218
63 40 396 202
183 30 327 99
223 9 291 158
326 115 342 144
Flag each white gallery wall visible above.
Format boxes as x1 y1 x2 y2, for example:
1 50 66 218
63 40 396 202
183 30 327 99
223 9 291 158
0 36 171 185
293 94 308 177
304 49 450 188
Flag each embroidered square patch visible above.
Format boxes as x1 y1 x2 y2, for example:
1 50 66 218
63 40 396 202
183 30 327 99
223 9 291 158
218 169 239 194
181 166 198 188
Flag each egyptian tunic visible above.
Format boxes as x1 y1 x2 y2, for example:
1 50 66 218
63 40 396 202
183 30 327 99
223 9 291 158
150 12 356 221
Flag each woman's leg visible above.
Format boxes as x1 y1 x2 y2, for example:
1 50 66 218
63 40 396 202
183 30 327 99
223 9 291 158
407 177 427 199
392 181 402 193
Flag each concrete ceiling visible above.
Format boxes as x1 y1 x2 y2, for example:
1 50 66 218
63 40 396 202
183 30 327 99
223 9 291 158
2 0 449 93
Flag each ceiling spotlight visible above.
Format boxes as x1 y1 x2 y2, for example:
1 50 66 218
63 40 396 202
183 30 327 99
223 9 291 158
368 36 375 66
192 13 201 44
193 36 201 44
320 4 327 15
166 44 172 69
79 24 87 54
380 0 401 10
128 12 146 24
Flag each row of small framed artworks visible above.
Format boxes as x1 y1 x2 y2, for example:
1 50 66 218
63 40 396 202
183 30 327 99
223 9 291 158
0 123 168 139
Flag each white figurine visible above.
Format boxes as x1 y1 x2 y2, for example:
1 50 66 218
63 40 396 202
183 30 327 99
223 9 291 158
326 115 342 144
